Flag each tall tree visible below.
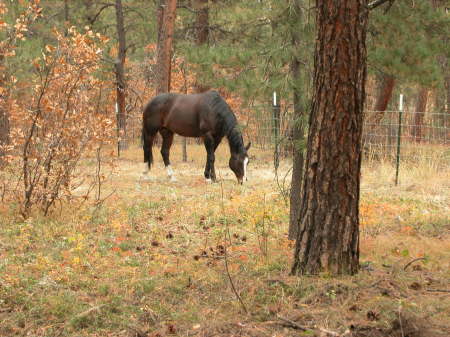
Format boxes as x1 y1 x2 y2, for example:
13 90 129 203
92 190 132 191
0 53 9 163
373 73 395 112
412 87 429 142
155 0 177 95
291 0 369 275
288 1 307 240
192 0 210 93
115 0 128 153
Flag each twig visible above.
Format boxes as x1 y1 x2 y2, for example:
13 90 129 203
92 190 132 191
276 315 308 331
218 171 248 315
403 257 426 271
426 289 450 293
318 327 342 337
73 304 105 320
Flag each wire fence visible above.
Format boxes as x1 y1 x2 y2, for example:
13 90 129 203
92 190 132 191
123 106 450 165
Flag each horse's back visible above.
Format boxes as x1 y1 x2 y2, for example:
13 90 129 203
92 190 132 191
163 93 213 137
143 91 234 138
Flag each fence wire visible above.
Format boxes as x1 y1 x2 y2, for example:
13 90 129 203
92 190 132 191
124 107 449 163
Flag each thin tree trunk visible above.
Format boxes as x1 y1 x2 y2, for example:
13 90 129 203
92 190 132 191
432 0 450 132
115 0 127 153
193 0 210 93
155 0 177 95
0 55 9 164
288 1 305 240
366 73 395 153
156 0 165 47
63 0 69 36
83 0 95 26
412 88 428 143
374 73 395 113
292 0 368 276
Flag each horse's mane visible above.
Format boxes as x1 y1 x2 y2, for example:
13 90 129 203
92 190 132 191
205 91 245 154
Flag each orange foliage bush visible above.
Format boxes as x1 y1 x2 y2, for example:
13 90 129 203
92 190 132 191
2 26 115 217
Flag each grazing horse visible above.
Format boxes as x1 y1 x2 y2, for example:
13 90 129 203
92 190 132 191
142 91 251 184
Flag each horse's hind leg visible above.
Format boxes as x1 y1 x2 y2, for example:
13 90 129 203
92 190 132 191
142 127 158 177
160 128 175 181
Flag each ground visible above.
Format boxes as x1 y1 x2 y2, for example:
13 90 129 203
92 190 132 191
0 142 449 337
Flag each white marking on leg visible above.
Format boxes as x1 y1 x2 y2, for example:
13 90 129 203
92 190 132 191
166 165 176 181
142 163 149 175
243 156 249 182
205 178 212 183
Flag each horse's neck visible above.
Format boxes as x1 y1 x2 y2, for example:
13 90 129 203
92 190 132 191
226 127 244 155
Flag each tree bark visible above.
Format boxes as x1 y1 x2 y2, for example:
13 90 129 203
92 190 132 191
288 1 305 240
365 73 395 151
63 0 69 36
115 0 127 153
292 0 368 276
155 0 177 95
432 0 450 131
373 73 395 113
412 88 428 142
193 0 210 93
156 0 165 47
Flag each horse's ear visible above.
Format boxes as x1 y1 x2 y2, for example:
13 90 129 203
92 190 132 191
245 142 251 151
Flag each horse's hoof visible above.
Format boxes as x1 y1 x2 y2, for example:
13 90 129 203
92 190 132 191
205 178 212 184
140 174 153 182
169 176 177 182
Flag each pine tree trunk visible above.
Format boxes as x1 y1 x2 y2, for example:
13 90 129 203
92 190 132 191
291 0 368 276
155 0 177 95
412 88 428 143
366 73 395 152
288 1 305 240
193 0 210 93
373 73 395 114
288 65 305 240
432 0 450 130
115 0 127 153
156 0 165 47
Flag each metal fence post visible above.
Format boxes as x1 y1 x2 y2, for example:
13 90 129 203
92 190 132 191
395 94 403 186
272 92 281 171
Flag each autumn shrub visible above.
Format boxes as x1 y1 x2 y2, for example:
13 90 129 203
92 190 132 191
1 27 115 218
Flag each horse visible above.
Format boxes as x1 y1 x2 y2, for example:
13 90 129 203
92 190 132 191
142 90 251 184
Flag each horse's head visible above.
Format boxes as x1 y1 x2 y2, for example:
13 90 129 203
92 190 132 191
229 142 251 184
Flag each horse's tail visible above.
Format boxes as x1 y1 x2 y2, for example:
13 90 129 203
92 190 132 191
142 124 150 165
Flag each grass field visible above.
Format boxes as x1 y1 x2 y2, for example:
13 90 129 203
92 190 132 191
0 142 449 337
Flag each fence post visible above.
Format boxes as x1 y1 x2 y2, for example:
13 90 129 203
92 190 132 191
182 137 187 162
395 94 403 186
272 91 281 171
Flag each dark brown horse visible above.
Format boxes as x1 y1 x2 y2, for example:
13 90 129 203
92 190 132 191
142 91 251 183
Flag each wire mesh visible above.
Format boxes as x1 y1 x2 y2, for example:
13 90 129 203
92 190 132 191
124 107 449 162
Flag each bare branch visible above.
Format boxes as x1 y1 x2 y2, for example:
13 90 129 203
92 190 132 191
368 0 395 10
90 3 115 25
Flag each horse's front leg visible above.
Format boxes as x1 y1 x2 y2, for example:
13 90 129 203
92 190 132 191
209 137 222 182
203 136 216 183
160 129 176 181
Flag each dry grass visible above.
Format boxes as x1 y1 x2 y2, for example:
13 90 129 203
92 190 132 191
0 142 449 337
